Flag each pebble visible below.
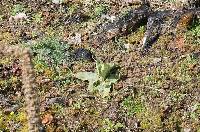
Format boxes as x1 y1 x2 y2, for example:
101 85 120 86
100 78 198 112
184 128 191 132
68 33 82 44
52 0 63 4
9 13 27 21
152 57 162 64
73 48 94 61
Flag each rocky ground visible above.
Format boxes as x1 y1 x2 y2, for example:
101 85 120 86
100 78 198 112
0 0 200 131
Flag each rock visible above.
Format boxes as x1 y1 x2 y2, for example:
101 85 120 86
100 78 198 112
101 14 116 22
73 48 94 61
9 13 27 21
0 94 11 107
52 0 63 4
152 57 162 64
4 104 20 114
183 128 191 132
45 97 66 106
67 33 82 44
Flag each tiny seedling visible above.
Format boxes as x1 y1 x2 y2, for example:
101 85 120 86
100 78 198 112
33 12 43 23
185 19 200 45
0 15 4 21
121 96 145 116
31 37 71 69
102 118 124 131
11 4 25 16
74 60 120 97
94 4 108 17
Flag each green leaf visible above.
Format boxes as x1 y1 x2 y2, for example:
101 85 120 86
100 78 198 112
12 4 24 16
106 78 118 85
74 72 99 82
106 71 120 83
114 122 124 129
88 82 95 92
74 61 120 98
96 60 102 75
96 83 111 97
96 61 116 80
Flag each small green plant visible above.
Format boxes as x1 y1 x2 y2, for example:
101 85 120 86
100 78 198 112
0 15 4 21
190 103 200 121
33 12 43 23
30 37 72 84
101 118 124 132
67 4 78 16
185 19 200 45
73 100 82 110
11 4 24 16
121 96 145 116
75 61 120 97
169 91 186 102
31 37 71 70
174 54 199 82
0 111 28 131
94 4 108 17
89 3 109 18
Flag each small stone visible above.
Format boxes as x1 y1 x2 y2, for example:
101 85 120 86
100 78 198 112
152 57 162 64
45 97 66 106
9 13 27 21
183 128 191 132
74 48 94 61
101 15 116 22
4 105 20 114
52 0 63 4
68 33 82 44
124 43 131 50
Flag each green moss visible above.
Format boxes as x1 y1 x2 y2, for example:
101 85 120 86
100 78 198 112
171 54 199 82
136 109 162 130
0 112 7 131
0 15 4 21
143 65 171 90
185 19 200 45
31 36 71 68
11 4 25 16
0 75 21 93
100 118 124 132
169 91 186 102
68 4 79 16
121 96 145 116
88 3 109 19
0 57 12 65
127 26 145 44
0 32 16 44
94 4 108 17
33 12 43 23
0 110 28 131
190 103 200 121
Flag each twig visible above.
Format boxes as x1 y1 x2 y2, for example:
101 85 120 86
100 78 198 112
0 44 42 132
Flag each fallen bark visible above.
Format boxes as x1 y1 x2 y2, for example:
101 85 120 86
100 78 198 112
90 4 151 45
89 1 199 50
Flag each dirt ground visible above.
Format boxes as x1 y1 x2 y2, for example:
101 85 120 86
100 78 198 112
0 0 200 131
